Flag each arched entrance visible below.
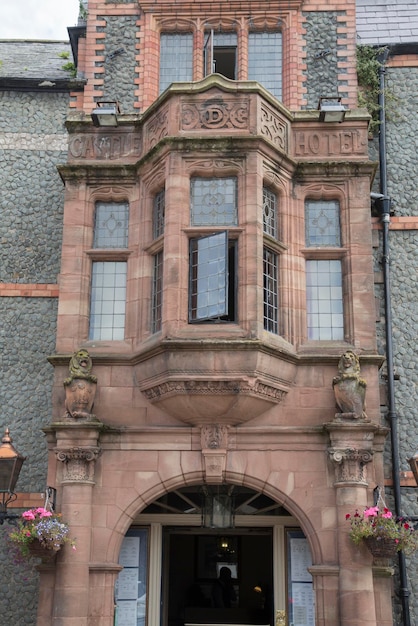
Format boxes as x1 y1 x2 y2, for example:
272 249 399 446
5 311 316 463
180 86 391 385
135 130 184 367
114 485 315 626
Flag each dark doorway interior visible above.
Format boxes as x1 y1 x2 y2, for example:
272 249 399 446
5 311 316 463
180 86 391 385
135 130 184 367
166 530 273 626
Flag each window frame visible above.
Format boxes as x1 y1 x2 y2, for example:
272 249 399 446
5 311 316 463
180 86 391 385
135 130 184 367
87 201 131 342
303 198 347 342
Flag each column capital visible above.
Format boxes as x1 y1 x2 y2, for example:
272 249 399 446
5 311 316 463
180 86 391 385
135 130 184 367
55 446 101 484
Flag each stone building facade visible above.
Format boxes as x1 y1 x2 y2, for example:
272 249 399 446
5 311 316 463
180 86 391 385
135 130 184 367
0 1 417 625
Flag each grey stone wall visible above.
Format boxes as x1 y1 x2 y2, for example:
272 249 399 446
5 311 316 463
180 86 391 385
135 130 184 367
0 89 67 625
302 11 347 109
373 65 418 625
0 91 67 283
97 14 139 112
385 67 418 217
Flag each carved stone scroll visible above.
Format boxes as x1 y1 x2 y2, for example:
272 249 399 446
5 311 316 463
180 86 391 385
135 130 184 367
55 447 100 484
328 447 373 485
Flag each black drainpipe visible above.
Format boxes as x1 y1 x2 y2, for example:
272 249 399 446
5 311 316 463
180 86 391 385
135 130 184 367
377 49 411 626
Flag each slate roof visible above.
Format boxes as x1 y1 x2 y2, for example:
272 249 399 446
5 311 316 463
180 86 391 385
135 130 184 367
0 40 73 80
356 0 418 45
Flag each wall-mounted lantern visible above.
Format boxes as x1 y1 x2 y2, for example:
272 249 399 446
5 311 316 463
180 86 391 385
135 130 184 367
0 428 26 525
318 97 346 123
91 101 120 127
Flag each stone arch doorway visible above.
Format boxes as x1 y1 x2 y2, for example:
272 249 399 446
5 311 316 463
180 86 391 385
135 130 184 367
114 484 315 626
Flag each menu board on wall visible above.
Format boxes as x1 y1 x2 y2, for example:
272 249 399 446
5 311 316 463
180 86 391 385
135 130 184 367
287 531 315 626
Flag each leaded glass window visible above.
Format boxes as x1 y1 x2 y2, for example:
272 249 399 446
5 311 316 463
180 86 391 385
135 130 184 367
305 200 341 247
263 187 278 239
189 232 236 322
153 190 165 239
160 33 193 93
94 202 129 248
89 261 127 340
151 251 163 333
306 259 343 340
191 177 237 226
248 32 282 99
263 247 278 334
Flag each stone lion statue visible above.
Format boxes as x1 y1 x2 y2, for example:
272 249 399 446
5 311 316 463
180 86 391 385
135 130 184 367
332 350 367 420
64 349 97 386
64 349 97 420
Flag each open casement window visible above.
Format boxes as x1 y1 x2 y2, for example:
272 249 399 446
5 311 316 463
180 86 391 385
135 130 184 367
305 200 344 341
203 31 237 80
189 231 237 322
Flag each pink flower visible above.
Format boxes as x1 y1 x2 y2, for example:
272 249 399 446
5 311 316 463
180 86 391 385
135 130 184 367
22 510 35 521
382 510 392 519
363 506 379 518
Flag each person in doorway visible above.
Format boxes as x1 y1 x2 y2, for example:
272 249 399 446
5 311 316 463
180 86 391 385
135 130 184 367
211 566 236 608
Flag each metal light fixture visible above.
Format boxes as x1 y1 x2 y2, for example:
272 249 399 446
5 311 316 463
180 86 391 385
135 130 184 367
0 428 26 525
202 486 234 529
318 96 346 123
91 101 120 127
408 451 418 487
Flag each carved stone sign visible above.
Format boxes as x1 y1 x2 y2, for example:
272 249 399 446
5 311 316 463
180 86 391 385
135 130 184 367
181 98 249 130
293 130 368 158
68 133 142 160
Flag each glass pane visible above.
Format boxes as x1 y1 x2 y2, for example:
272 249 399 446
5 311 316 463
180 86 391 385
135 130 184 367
89 261 127 340
191 178 237 226
263 187 278 238
248 32 282 99
305 200 341 247
306 259 343 340
153 190 165 239
263 247 278 334
151 251 163 333
189 232 228 321
160 33 193 93
94 202 129 248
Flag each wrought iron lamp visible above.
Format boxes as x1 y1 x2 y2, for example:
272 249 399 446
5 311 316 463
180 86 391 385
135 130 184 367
0 428 26 525
318 96 346 123
91 101 120 127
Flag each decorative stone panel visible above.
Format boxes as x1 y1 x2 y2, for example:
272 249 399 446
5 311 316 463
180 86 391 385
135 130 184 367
328 447 373 485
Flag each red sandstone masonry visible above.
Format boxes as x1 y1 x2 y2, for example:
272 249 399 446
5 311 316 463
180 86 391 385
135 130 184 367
0 284 59 297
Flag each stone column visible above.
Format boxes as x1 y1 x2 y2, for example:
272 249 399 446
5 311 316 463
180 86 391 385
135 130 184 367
326 421 390 626
49 424 101 626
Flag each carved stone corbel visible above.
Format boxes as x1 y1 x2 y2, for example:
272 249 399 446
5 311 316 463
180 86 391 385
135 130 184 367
55 446 101 484
201 424 228 484
328 447 373 485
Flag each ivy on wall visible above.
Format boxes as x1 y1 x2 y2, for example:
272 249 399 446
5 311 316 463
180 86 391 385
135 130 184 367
356 45 397 136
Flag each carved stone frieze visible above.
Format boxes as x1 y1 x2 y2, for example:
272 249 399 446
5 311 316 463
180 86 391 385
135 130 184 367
201 424 228 450
328 447 373 485
181 99 249 131
260 103 288 151
55 447 101 483
142 379 286 403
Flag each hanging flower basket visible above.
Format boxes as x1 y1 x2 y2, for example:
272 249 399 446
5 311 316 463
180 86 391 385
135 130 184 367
363 537 399 560
346 501 418 557
8 507 76 562
27 539 61 561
